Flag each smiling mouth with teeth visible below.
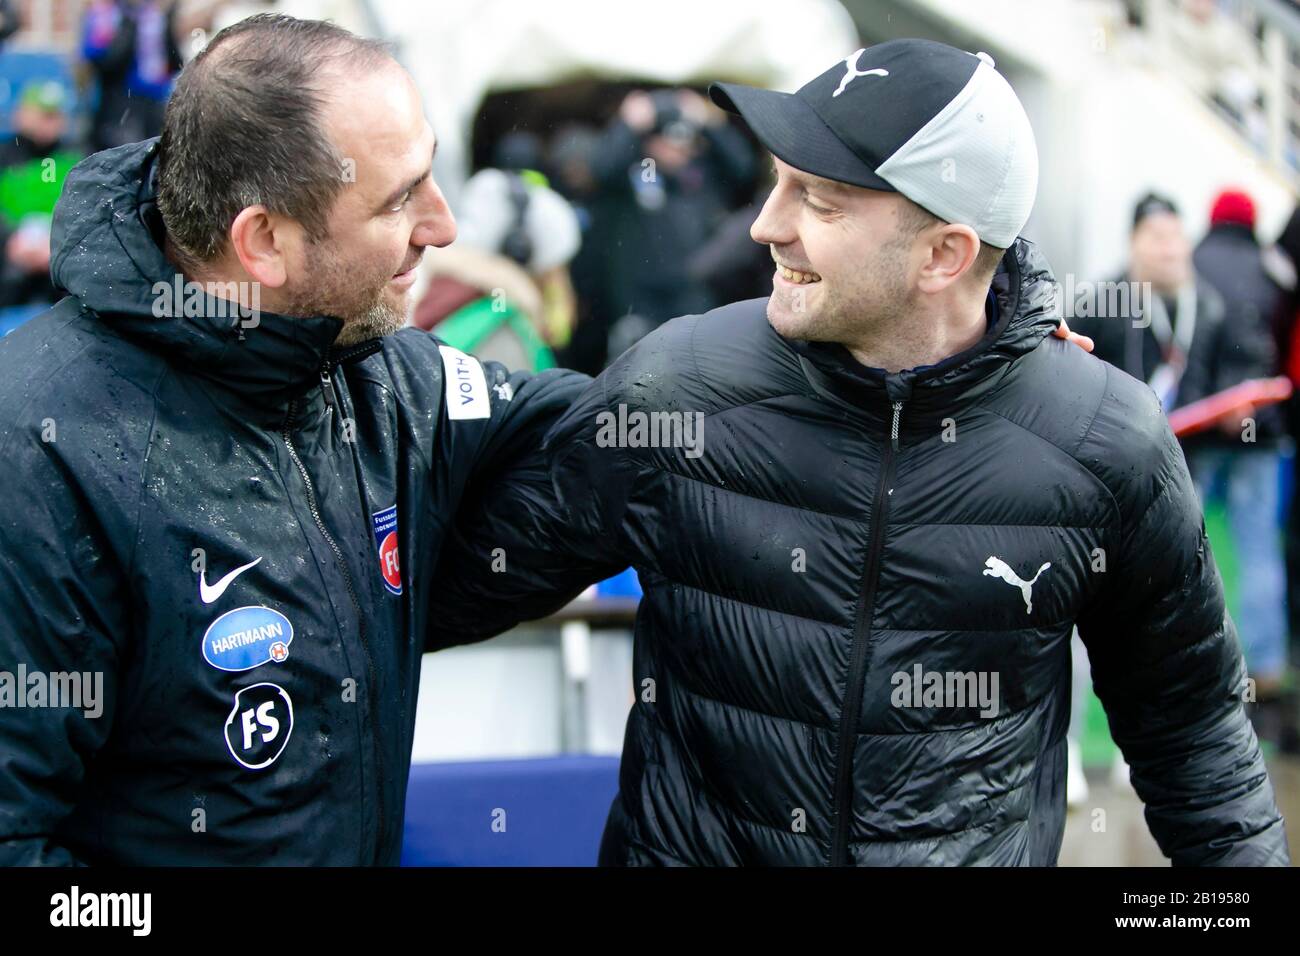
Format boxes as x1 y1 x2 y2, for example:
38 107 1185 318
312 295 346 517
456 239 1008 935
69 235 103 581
777 263 822 284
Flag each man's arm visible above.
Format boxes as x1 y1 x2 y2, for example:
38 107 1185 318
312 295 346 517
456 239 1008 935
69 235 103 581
0 438 127 865
1076 377 1289 865
424 349 627 650
589 93 654 190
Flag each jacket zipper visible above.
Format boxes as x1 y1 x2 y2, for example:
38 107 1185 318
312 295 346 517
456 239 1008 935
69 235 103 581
281 366 386 866
829 398 902 866
319 366 335 409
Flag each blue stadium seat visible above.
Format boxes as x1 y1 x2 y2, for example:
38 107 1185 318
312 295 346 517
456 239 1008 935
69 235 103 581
401 755 620 866
0 303 46 336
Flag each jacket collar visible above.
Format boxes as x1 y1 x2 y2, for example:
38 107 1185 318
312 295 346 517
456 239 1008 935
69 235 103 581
788 238 1060 426
49 138 365 415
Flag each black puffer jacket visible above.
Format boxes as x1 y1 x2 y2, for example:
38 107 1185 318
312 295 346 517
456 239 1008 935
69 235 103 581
545 239 1290 866
0 139 602 865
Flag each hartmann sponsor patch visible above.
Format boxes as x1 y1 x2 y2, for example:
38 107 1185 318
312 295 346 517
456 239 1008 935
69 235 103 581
438 344 491 420
202 605 293 671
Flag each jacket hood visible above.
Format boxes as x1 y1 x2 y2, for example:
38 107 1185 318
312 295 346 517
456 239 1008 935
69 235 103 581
50 138 348 409
790 237 1061 412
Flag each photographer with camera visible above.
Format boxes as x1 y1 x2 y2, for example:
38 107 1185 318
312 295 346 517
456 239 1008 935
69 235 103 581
588 88 757 355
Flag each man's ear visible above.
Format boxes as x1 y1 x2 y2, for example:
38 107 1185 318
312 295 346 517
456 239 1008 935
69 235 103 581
917 223 980 294
228 205 291 289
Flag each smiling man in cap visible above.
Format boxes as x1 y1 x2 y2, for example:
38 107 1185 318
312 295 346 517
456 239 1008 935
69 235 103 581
526 38 1289 865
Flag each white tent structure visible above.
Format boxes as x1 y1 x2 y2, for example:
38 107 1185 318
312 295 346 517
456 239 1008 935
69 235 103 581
370 0 859 201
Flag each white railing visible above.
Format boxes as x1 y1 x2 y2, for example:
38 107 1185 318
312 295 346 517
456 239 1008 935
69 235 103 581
1140 0 1300 179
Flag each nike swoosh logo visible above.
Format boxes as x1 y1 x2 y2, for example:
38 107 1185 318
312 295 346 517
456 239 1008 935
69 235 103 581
199 556 263 605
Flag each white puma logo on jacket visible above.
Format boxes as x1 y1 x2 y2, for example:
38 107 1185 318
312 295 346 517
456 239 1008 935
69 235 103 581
983 556 1051 614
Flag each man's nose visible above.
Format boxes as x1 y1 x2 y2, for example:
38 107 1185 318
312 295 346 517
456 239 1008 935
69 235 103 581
418 211 456 249
413 181 457 248
750 188 792 247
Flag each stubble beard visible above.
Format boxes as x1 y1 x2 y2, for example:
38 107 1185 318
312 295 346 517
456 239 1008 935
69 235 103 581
768 238 913 351
332 298 407 347
284 237 409 347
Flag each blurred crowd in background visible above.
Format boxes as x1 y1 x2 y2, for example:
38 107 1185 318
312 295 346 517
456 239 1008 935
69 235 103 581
3 0 1300 780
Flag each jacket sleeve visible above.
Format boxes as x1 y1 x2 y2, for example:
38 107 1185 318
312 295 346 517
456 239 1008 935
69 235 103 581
424 351 627 650
1076 377 1289 865
0 437 128 866
537 323 684 585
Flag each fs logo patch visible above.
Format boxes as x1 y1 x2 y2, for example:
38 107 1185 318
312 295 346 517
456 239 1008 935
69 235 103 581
202 605 294 671
372 504 402 595
224 682 294 770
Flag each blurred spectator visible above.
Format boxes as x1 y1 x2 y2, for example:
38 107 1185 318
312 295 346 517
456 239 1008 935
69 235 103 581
548 122 613 375
1191 187 1293 746
82 0 184 151
549 125 601 200
412 168 580 372
1070 194 1222 783
0 82 82 327
589 88 756 352
689 199 772 306
173 0 246 55
1266 207 1299 379
1271 203 1300 717
0 0 18 47
491 130 545 175
1071 193 1228 408
1071 190 1291 744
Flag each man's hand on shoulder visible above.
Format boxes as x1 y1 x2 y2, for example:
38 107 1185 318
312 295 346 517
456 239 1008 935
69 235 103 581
1053 319 1093 353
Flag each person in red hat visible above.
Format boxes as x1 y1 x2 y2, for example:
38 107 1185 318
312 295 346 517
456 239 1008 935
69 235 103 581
1210 188 1257 230
1192 187 1292 747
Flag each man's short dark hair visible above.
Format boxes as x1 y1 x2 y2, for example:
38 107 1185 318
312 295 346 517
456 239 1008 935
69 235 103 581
156 14 393 270
898 198 1006 285
1131 191 1179 231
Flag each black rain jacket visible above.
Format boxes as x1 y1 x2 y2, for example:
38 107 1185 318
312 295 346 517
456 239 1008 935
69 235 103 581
0 139 604 865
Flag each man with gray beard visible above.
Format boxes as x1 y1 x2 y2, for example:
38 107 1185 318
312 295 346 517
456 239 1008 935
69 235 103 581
0 14 614 865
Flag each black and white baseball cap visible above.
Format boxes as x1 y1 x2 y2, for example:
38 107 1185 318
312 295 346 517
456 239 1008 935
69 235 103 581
709 38 1038 249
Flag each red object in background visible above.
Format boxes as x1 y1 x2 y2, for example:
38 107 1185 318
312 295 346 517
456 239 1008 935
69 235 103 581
1287 308 1300 387
1168 377 1293 437
1209 188 1257 229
